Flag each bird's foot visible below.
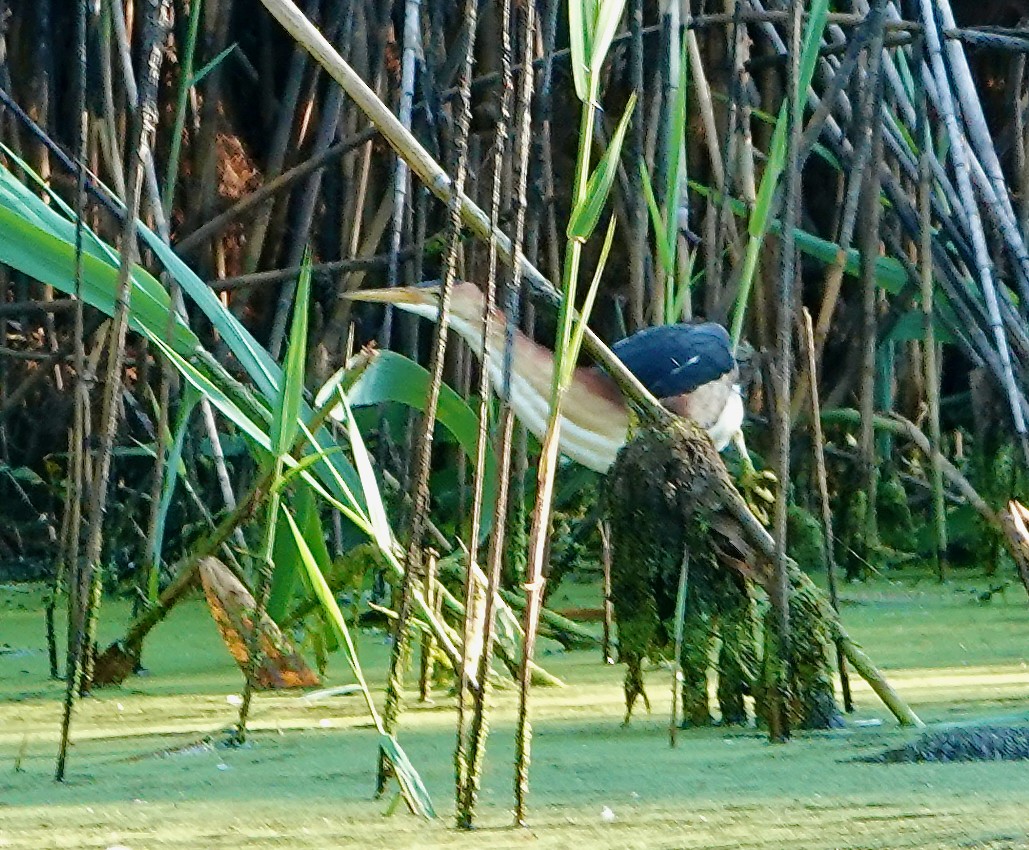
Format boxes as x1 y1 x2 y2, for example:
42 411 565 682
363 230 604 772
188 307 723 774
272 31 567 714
738 459 777 525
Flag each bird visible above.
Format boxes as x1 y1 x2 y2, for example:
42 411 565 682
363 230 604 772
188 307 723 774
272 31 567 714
343 281 771 501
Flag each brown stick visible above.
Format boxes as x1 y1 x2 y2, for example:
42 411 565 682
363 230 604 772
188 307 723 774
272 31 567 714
599 520 614 664
801 309 852 713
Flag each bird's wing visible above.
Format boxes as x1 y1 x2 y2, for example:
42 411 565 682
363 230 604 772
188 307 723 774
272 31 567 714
611 323 735 398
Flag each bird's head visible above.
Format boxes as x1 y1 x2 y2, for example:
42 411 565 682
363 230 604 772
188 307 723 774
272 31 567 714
344 280 488 326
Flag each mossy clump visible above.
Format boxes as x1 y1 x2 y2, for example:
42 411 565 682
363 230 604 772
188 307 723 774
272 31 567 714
713 587 759 726
605 419 841 729
786 572 843 729
604 419 759 723
839 488 869 580
754 573 842 732
877 475 914 553
787 503 825 572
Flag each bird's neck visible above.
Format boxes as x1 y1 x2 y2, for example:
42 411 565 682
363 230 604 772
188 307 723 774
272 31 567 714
428 304 631 473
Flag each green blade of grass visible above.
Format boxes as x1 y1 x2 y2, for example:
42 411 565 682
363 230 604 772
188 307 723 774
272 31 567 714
663 37 690 257
191 42 237 87
337 393 392 554
796 0 830 115
568 215 618 376
568 0 591 102
567 92 637 242
590 0 627 77
268 487 330 622
639 161 674 273
148 384 201 602
271 251 311 455
283 506 435 819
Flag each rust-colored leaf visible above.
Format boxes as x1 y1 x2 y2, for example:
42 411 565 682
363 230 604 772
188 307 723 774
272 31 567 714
199 556 320 689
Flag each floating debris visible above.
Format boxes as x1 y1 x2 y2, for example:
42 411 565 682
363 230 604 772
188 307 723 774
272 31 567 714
863 726 1029 763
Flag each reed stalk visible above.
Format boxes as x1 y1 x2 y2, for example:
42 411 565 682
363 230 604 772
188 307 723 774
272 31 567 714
766 0 804 745
801 309 852 713
914 35 948 583
57 0 171 780
378 0 479 799
513 0 635 823
856 0 888 573
454 0 520 829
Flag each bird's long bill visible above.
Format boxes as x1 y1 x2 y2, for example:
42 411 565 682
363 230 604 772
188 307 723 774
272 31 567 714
342 285 441 307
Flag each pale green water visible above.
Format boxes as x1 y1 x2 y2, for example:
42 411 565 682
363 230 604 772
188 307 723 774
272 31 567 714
1 575 1027 849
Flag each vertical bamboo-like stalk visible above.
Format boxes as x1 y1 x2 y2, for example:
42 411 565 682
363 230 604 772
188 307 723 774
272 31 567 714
533 0 564 290
808 9 885 363
80 0 172 691
268 2 354 360
801 308 852 713
915 36 948 583
52 0 90 693
378 0 479 799
455 0 514 821
95 4 126 199
668 550 689 748
658 0 679 178
46 504 69 679
857 0 888 571
238 0 316 276
162 0 202 218
27 0 53 196
767 0 803 745
513 326 566 823
514 0 636 820
652 0 680 325
45 0 91 682
381 0 421 355
702 4 737 319
1016 48 1028 241
627 0 646 331
599 520 614 664
233 476 282 745
418 549 439 701
145 16 193 606
142 365 172 607
57 0 171 780
28 1 64 395
457 0 536 821
108 0 173 240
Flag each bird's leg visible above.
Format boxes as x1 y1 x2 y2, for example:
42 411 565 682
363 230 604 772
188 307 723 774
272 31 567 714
731 430 776 525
